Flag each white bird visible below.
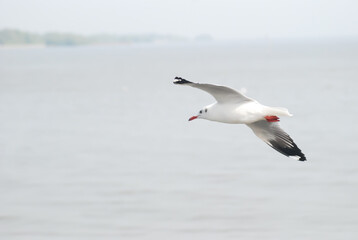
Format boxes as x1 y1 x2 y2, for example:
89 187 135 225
174 77 306 161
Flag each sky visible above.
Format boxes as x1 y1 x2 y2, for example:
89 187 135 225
1 0 358 40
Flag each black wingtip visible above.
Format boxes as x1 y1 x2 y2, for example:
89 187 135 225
173 76 193 85
268 140 307 162
294 148 306 161
298 154 307 161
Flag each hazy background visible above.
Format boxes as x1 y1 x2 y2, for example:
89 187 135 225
1 1 358 240
1 0 358 40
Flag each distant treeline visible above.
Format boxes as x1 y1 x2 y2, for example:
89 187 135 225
0 29 187 46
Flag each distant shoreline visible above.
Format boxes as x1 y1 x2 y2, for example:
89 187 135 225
0 41 189 50
0 29 199 47
0 44 47 49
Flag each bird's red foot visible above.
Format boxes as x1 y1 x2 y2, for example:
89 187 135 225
265 115 280 122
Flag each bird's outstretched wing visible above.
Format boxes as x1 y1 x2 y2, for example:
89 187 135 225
173 77 253 103
247 120 306 161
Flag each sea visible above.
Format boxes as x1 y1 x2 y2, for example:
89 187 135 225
1 40 358 240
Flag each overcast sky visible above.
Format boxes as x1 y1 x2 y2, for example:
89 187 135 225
1 0 358 40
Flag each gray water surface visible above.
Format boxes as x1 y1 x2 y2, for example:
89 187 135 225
1 41 358 239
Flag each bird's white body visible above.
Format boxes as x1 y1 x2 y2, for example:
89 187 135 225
204 101 292 124
174 77 306 161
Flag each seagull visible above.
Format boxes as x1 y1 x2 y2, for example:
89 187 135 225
174 77 306 161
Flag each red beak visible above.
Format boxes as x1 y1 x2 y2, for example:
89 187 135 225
188 116 198 121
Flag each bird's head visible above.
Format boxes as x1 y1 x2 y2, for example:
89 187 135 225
188 107 209 121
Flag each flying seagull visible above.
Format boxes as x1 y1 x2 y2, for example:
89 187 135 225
174 77 306 161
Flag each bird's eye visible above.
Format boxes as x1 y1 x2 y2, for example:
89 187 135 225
199 110 203 114
205 109 208 113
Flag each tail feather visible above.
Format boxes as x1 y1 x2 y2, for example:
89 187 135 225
265 106 292 117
